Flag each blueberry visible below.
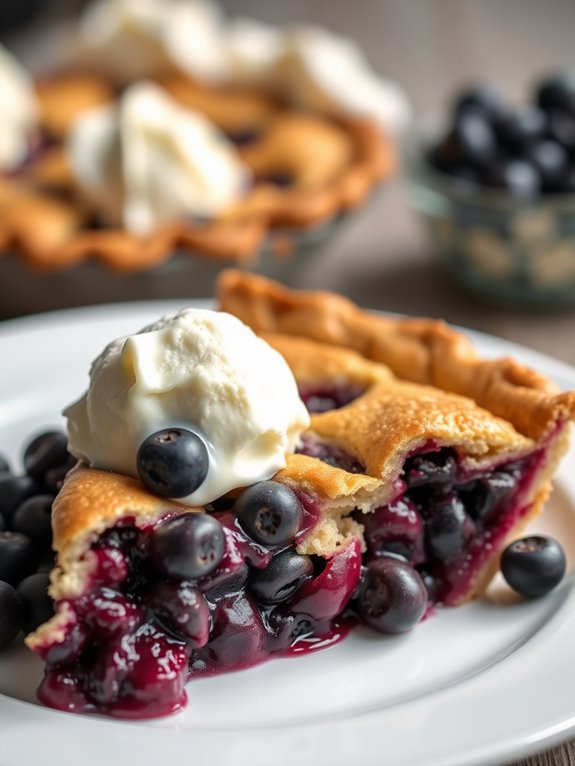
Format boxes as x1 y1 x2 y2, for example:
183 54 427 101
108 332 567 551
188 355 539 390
0 580 24 650
453 83 506 123
234 481 302 547
0 531 38 586
356 558 427 634
404 450 458 489
425 493 475 561
0 473 44 527
150 512 225 580
148 580 211 646
137 428 209 498
557 162 575 193
12 494 54 548
536 71 575 116
16 573 54 634
487 158 541 198
460 471 517 524
23 431 69 480
43 456 76 494
496 107 547 151
525 139 569 191
501 535 567 597
265 609 323 652
249 548 313 605
363 498 426 565
546 108 575 153
442 112 497 169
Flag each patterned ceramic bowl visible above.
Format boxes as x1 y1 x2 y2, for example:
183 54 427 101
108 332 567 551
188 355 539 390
407 142 575 308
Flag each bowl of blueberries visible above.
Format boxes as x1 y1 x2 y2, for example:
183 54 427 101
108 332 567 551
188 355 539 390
408 71 575 306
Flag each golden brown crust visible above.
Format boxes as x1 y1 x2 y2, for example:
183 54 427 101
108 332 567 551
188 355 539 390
3 74 394 272
50 465 194 600
218 270 575 441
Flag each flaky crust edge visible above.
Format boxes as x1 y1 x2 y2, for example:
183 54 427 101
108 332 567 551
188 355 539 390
217 270 575 442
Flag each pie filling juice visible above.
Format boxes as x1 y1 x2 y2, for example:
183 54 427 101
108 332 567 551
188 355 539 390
32 432 548 719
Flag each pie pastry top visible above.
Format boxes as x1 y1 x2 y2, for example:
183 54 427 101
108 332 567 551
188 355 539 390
217 270 575 442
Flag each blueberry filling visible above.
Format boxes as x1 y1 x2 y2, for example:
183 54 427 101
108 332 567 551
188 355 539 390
32 444 544 719
300 384 365 414
35 488 360 719
359 446 541 604
297 434 365 474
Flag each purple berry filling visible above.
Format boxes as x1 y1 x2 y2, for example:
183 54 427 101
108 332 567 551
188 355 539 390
297 434 364 474
33 439 548 719
300 384 365 414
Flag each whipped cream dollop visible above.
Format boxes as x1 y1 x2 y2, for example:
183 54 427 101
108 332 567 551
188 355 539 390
276 26 411 133
73 0 409 132
67 81 248 234
0 44 38 172
75 0 227 83
65 308 310 506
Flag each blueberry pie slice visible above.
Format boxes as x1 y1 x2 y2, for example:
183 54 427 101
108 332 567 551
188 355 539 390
26 277 575 720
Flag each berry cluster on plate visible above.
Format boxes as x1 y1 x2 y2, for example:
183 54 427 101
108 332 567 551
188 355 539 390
0 432 75 650
428 71 575 197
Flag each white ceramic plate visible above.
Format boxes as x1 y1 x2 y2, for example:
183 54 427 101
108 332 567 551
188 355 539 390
1 301 574 766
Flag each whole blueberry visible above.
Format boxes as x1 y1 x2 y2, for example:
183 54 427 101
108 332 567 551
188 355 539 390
425 493 475 561
23 431 69 480
356 557 427 634
525 139 569 191
17 572 54 634
453 83 506 124
266 609 323 651
460 470 517 524
536 71 575 116
249 548 313 605
443 112 497 169
501 536 567 598
496 107 547 151
234 481 303 547
487 158 541 198
404 449 458 489
150 512 225 580
148 580 211 646
137 428 209 498
557 162 575 193
0 581 24 650
0 473 44 527
546 108 575 153
12 494 54 547
0 531 38 586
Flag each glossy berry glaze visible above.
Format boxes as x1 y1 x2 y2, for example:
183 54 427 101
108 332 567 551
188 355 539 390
32 385 548 720
34 510 360 719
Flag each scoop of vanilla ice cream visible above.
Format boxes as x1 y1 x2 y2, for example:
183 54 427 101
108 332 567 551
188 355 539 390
65 308 310 506
0 44 38 172
67 81 248 234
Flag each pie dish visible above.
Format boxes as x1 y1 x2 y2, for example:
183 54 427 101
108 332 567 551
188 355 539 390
24 273 575 720
1 70 392 275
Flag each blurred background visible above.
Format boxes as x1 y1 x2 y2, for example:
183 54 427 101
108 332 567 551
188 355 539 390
2 0 575 353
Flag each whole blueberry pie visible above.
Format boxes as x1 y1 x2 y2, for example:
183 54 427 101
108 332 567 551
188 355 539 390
25 273 575 719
